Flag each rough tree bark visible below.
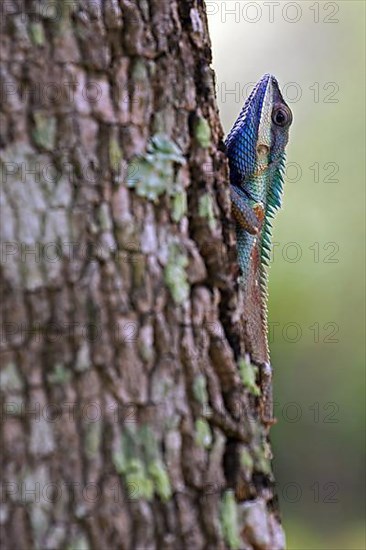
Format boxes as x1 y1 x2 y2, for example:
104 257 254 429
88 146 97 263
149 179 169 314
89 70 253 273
0 1 285 549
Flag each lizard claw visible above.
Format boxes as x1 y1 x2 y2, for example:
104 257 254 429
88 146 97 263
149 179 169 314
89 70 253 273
244 355 276 427
230 186 260 234
260 362 276 427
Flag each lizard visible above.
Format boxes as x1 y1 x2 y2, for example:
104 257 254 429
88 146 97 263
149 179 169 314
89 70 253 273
225 73 293 425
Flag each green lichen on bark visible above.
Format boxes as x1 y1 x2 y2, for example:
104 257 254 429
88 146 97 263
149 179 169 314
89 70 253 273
29 22 45 46
148 460 172 501
240 448 254 477
67 534 90 550
127 133 186 203
98 202 113 231
164 244 189 304
193 374 209 405
239 358 261 396
194 116 211 148
32 113 56 150
140 425 172 500
126 459 154 500
131 58 149 82
198 193 216 230
195 418 212 449
220 490 241 550
0 362 24 391
171 190 187 222
252 439 272 476
113 425 172 502
47 363 71 385
109 137 123 171
113 428 154 500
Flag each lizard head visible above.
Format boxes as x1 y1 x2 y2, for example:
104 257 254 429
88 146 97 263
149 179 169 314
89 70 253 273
225 73 292 213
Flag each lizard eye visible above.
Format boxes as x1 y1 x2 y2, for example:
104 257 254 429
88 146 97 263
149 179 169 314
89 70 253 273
272 105 292 128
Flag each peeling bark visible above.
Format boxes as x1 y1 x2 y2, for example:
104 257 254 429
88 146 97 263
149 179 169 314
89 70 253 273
0 1 285 548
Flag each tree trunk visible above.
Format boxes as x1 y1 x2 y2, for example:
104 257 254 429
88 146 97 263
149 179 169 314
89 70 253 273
0 1 285 548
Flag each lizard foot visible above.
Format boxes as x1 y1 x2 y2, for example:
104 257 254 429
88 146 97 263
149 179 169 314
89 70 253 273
260 362 276 427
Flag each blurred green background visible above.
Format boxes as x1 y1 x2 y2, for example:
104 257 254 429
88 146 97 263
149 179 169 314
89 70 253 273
208 1 365 548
